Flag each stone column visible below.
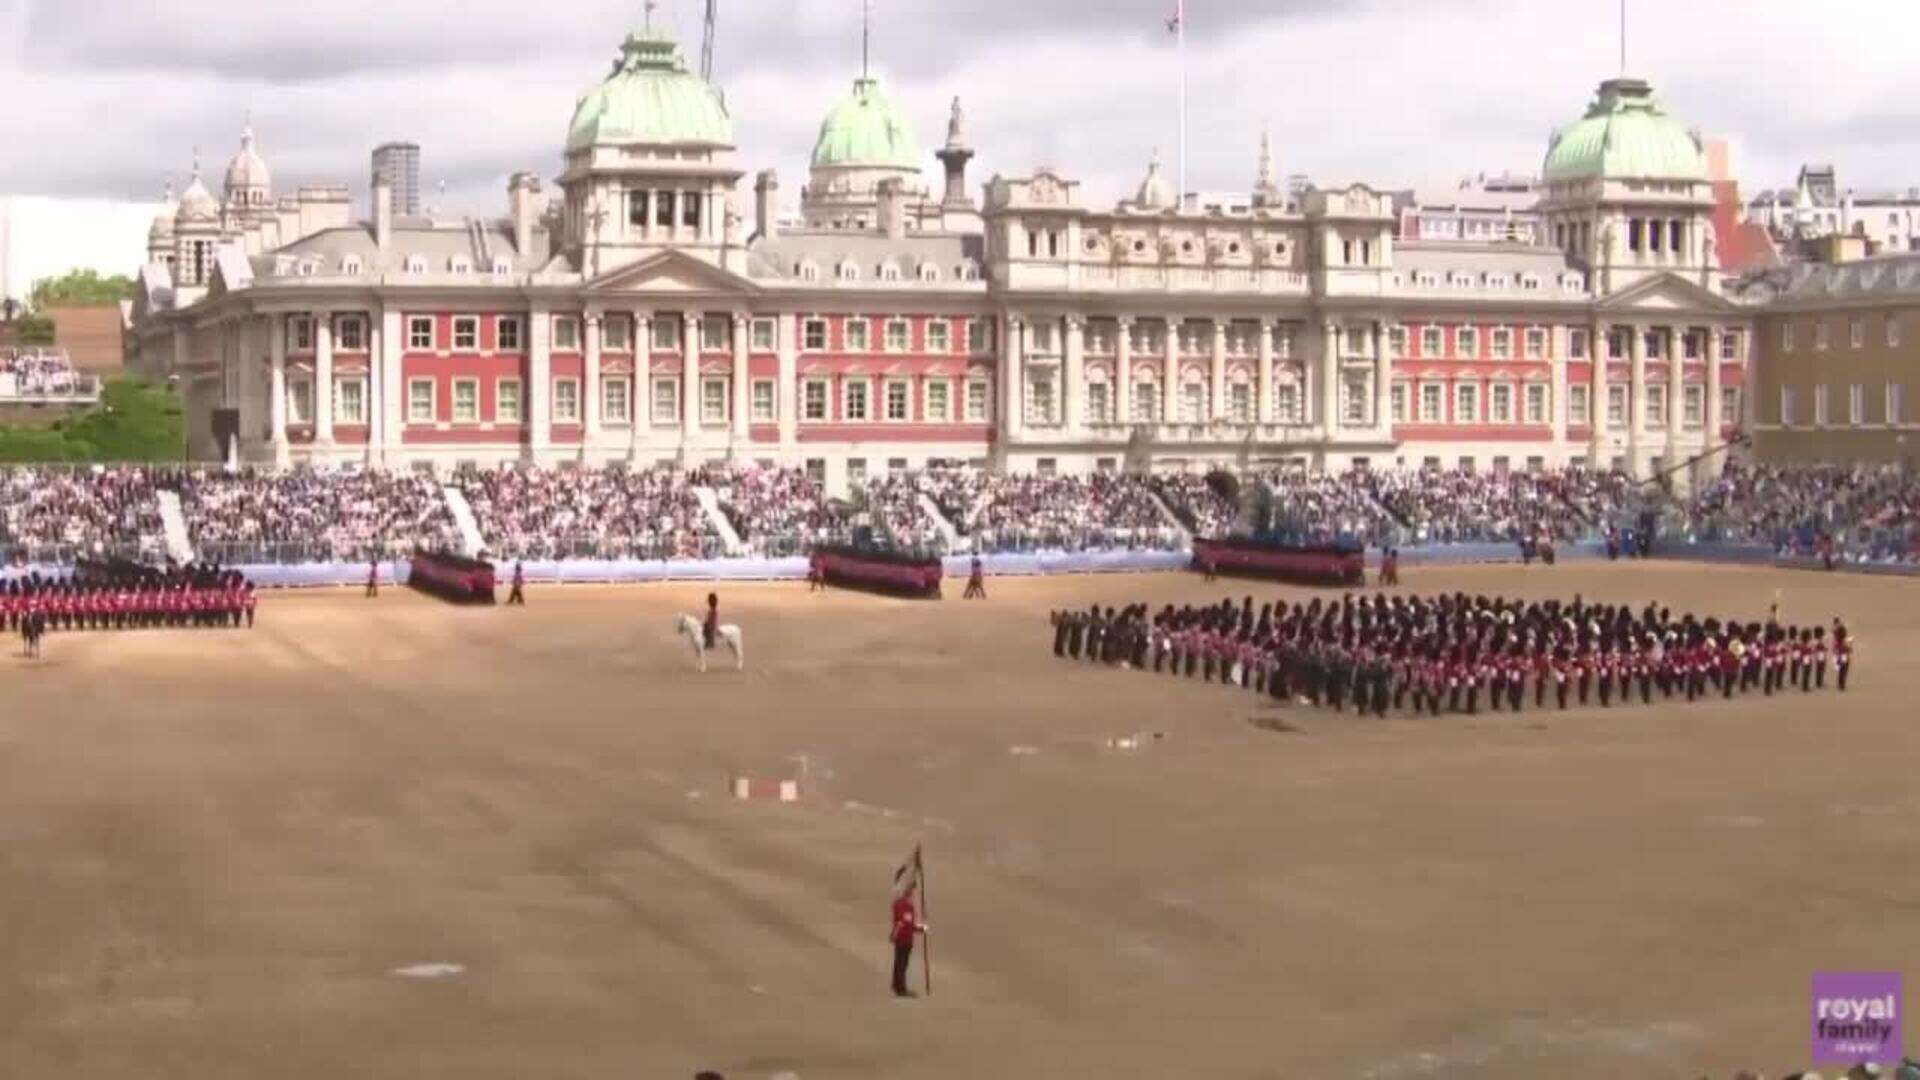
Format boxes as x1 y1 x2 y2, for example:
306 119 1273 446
1706 326 1725 442
1004 314 1026 440
1162 318 1178 424
269 313 289 466
1627 322 1646 475
365 312 382 463
583 312 603 451
1116 316 1134 425
1321 320 1341 434
681 312 699 448
732 312 751 441
634 312 652 462
234 318 253 457
1550 323 1569 449
1372 319 1390 433
314 310 335 446
380 307 403 466
1588 320 1607 465
1256 318 1275 425
1210 319 1228 422
777 313 798 453
1064 315 1085 434
528 303 552 461
1665 326 1684 456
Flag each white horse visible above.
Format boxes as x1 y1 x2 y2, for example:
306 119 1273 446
675 613 744 672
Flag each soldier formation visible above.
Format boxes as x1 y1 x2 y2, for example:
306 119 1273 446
4 563 257 642
1051 592 1854 716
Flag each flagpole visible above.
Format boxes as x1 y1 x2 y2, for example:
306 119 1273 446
1177 0 1187 213
916 844 932 996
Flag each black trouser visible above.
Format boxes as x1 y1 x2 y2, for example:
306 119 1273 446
508 585 524 605
891 941 913 995
1838 661 1850 691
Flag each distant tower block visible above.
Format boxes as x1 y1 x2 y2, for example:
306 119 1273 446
371 142 422 217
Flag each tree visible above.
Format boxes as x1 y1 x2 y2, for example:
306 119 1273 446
29 269 136 310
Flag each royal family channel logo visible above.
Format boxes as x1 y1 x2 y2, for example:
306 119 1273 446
1811 972 1902 1064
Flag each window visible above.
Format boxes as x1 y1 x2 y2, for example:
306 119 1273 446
1420 326 1442 357
1568 385 1590 426
1887 383 1904 426
449 256 471 275
451 316 480 352
1782 323 1795 352
1683 330 1703 360
1814 320 1830 351
1569 328 1589 359
927 380 953 422
628 188 649 228
803 318 827 351
1342 376 1369 425
655 190 675 227
1645 384 1667 429
847 458 867 485
1457 326 1478 357
879 379 907 422
884 319 910 353
966 379 992 423
1180 381 1206 423
1720 331 1739 361
652 317 681 352
603 316 630 352
334 378 366 424
1890 318 1903 349
1644 330 1665 361
1228 382 1253 422
497 316 523 353
1850 319 1865 350
407 316 435 350
1454 383 1479 423
1524 383 1547 424
844 379 870 421
553 378 580 423
650 377 677 424
1780 386 1797 427
970 318 996 355
497 378 522 423
407 378 435 423
1132 381 1159 423
701 315 730 352
1085 381 1110 424
803 379 829 421
1419 383 1443 423
1525 328 1546 359
1848 383 1865 426
750 380 776 422
1721 386 1739 427
1608 329 1628 360
336 316 366 352
288 377 313 424
845 318 871 352
1390 382 1409 423
682 190 701 229
1274 382 1301 424
403 255 427 275
289 315 314 353
1490 328 1512 360
553 316 580 351
451 378 480 423
1683 385 1703 428
1490 383 1514 423
1606 385 1627 428
1814 384 1830 426
926 321 951 354
703 378 728 424
1388 326 1407 358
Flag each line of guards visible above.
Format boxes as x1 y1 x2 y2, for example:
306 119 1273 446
1052 592 1855 717
3 567 257 634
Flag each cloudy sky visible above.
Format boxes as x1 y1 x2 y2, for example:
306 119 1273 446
2 0 1916 214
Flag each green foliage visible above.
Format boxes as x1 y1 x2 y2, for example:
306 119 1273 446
30 269 136 310
12 313 56 344
0 378 183 463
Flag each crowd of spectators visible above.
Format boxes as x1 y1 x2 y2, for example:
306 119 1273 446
704 466 848 556
1359 467 1632 546
179 467 461 564
1 465 166 563
929 471 1183 553
1679 461 1920 563
460 465 717 561
0 348 85 397
1150 474 1239 537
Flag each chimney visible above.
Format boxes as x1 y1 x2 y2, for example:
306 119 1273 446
753 169 779 243
509 171 540 260
877 178 907 240
373 175 393 250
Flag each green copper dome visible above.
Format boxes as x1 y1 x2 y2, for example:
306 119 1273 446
810 77 921 171
567 30 733 152
1543 77 1706 183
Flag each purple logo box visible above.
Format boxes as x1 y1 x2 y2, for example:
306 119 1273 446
1812 971 1902 1065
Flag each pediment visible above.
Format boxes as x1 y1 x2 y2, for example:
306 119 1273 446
583 249 758 297
1598 271 1738 313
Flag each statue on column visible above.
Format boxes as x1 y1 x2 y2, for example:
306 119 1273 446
945 96 966 150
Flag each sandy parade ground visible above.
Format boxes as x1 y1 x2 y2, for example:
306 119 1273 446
1 561 1916 1079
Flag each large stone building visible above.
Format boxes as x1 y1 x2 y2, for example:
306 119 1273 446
126 23 1763 491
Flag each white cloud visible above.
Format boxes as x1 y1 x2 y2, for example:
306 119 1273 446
1 0 1915 217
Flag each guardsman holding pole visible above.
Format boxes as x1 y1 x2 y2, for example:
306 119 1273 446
890 846 930 998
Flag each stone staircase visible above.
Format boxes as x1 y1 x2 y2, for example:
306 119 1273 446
155 489 196 563
917 491 965 552
1144 488 1194 546
693 485 746 556
440 485 486 558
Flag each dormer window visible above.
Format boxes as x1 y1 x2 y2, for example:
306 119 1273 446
491 258 511 276
296 261 315 277
956 261 981 281
339 256 363 275
404 255 427 274
917 263 940 282
836 259 861 281
449 255 472 274
796 260 819 281
878 262 901 282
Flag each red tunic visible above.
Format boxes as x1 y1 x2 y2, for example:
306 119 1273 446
890 896 918 945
